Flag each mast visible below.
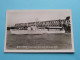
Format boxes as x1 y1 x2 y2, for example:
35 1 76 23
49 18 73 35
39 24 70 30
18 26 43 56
35 18 39 27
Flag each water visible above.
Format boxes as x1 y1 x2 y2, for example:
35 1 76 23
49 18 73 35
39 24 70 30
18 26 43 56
6 30 72 50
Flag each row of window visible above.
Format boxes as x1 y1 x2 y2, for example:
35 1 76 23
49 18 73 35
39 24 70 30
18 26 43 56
15 24 61 28
15 20 70 27
15 23 62 27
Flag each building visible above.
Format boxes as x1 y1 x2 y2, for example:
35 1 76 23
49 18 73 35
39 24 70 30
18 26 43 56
14 16 71 32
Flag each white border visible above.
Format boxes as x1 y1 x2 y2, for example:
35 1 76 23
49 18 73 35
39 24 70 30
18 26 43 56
4 9 74 53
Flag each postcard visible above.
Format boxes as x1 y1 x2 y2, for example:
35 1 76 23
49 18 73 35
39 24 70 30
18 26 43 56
4 9 74 53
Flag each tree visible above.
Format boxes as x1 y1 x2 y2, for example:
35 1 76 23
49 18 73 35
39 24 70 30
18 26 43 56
66 16 70 20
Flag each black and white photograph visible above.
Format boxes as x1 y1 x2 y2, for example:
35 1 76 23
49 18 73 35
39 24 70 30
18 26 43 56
4 10 74 53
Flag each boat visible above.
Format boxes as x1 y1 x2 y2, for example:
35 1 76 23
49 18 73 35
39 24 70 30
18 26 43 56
10 19 66 35
10 26 65 35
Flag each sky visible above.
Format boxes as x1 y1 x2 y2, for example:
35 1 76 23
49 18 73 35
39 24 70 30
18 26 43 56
6 9 72 26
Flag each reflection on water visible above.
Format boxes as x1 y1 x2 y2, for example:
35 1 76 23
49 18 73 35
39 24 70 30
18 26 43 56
6 30 72 50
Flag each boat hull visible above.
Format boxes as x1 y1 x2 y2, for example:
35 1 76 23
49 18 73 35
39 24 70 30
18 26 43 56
10 29 65 35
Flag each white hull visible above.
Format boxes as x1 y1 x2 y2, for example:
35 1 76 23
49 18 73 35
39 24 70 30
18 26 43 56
10 29 65 35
